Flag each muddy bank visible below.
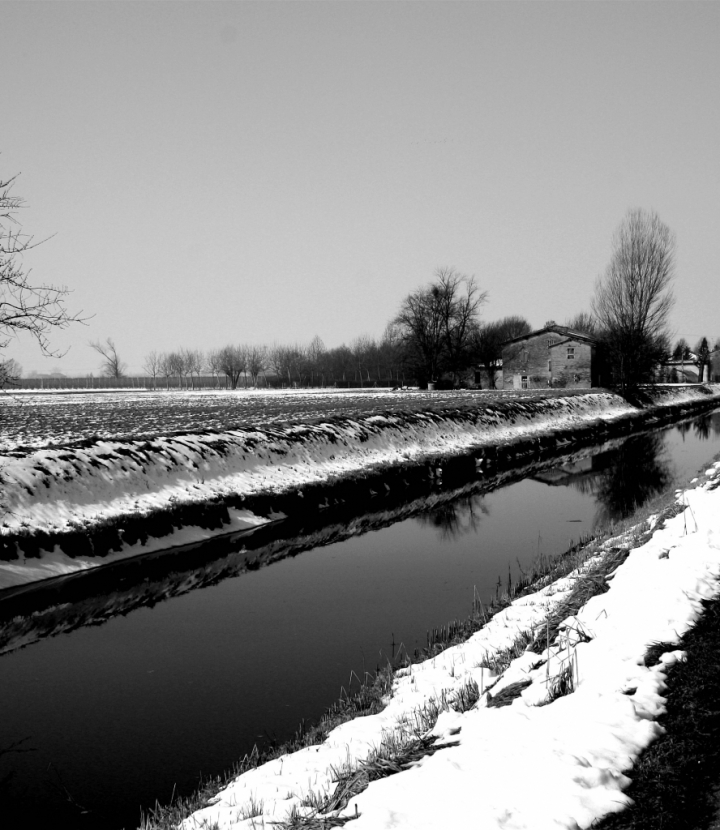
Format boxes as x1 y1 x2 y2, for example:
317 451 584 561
1 386 718 590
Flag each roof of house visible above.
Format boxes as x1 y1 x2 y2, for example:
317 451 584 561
663 355 699 366
501 322 598 348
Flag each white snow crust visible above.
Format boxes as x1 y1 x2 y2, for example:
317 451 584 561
181 458 720 830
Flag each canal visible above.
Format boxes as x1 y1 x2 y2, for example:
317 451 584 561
1 410 719 828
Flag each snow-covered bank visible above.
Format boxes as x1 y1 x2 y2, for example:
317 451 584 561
1 386 718 590
178 455 720 830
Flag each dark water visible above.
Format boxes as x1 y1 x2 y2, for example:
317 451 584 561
1 411 720 828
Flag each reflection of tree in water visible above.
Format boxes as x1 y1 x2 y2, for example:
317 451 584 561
415 493 489 541
677 420 693 438
693 412 720 440
593 432 672 527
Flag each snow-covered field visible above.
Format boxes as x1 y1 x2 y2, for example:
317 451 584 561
0 387 570 451
180 457 720 830
1 387 718 590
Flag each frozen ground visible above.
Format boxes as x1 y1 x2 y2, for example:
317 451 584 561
180 456 720 830
0 387 577 451
1 387 718 590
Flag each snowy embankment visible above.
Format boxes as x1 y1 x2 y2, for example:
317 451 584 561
180 456 720 830
1 387 718 590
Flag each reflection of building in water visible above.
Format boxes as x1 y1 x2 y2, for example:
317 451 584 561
530 455 612 496
532 457 594 485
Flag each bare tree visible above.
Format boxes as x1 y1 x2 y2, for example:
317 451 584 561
380 322 409 386
218 345 246 389
564 312 597 336
246 345 267 387
394 267 487 385
158 352 174 390
1 172 83 356
326 343 354 384
435 268 488 382
142 350 161 389
0 357 21 388
472 316 531 388
90 338 126 380
182 348 204 390
268 343 301 387
350 336 374 385
307 335 325 387
592 209 675 393
166 351 185 388
206 348 224 388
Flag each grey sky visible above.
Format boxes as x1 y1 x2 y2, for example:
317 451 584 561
3 1 719 375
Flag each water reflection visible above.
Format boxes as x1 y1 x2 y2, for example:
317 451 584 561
421 430 679 538
414 494 489 540
693 411 720 440
592 432 672 525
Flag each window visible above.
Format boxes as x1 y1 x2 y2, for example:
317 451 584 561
521 375 528 389
548 361 552 372
567 347 575 360
547 339 556 349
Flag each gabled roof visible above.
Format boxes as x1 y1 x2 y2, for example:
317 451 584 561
501 323 598 347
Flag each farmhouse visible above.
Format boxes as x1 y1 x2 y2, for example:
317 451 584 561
502 322 601 390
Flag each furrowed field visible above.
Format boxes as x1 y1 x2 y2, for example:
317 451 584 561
0 388 573 451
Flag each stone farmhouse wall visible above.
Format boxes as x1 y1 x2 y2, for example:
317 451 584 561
711 351 720 383
503 333 595 390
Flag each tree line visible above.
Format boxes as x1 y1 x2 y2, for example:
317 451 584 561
2 161 716 395
124 269 534 390
95 209 718 394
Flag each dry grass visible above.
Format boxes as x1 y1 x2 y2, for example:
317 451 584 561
138 665 394 830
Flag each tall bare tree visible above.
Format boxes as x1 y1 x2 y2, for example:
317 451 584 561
207 348 224 388
394 267 486 384
182 348 204 390
435 268 488 382
158 352 171 390
218 345 246 389
246 345 267 387
350 336 374 385
166 351 185 387
564 312 597 336
380 322 408 386
142 350 161 389
90 338 126 379
268 343 302 386
592 209 675 393
1 171 83 357
307 335 325 387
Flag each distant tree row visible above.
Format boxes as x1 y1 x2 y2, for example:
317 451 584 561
138 336 411 390
134 268 536 390
125 210 717 394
